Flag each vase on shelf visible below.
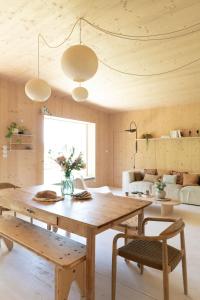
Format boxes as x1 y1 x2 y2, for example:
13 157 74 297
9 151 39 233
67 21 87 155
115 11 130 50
61 174 74 195
155 189 166 200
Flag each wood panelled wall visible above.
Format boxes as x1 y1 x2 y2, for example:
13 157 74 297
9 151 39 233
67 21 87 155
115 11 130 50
0 78 110 187
109 103 200 187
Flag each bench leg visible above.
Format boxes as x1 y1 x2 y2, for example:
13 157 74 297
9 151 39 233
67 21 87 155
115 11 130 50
55 266 74 300
3 238 13 251
75 262 86 297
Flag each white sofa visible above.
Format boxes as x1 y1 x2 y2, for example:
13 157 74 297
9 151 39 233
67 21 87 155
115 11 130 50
122 170 200 205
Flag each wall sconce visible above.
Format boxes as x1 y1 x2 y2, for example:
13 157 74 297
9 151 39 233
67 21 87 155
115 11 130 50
124 120 138 168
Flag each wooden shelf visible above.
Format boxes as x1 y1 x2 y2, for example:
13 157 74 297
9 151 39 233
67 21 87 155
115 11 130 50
10 143 32 145
8 133 33 151
137 137 200 141
12 134 33 137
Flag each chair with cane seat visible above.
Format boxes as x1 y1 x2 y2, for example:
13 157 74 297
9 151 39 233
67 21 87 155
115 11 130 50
112 217 188 300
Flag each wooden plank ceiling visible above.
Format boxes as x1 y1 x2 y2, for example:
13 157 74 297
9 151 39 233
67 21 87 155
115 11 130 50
0 0 200 111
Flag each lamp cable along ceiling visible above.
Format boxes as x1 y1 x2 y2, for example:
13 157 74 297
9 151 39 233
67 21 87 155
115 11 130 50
25 17 200 102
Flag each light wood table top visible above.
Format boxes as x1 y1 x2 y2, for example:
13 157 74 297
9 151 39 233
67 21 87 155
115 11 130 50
0 185 151 300
0 185 151 229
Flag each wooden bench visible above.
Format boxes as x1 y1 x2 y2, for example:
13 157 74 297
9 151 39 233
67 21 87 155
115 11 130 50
0 216 86 300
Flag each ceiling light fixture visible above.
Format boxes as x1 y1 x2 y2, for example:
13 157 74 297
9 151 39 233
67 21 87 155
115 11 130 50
61 19 98 83
72 85 88 102
25 35 51 102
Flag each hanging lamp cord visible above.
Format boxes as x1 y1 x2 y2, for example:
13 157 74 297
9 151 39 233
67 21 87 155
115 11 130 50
37 17 200 77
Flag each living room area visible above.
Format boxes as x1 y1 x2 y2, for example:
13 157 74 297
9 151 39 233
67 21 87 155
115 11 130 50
0 1 200 300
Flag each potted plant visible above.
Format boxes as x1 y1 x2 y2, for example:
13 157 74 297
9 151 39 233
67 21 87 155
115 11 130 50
18 125 26 134
5 122 18 138
142 133 153 149
154 179 166 199
54 147 86 195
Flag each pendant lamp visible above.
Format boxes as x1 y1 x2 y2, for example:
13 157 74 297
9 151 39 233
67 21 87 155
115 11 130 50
61 44 98 82
72 86 88 102
25 78 51 102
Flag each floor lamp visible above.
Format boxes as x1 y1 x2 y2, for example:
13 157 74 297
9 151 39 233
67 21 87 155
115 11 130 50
124 120 138 169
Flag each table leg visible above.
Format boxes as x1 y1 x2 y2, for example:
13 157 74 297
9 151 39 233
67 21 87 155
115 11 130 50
138 209 144 235
86 228 96 300
161 204 173 216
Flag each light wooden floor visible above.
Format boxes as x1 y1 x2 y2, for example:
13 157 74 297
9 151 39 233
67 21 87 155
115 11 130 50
0 189 199 300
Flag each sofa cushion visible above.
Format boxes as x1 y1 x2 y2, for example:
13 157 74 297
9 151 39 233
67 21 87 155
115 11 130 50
144 168 157 175
163 175 177 184
134 171 144 181
183 173 199 186
129 181 153 194
172 171 187 185
143 174 160 183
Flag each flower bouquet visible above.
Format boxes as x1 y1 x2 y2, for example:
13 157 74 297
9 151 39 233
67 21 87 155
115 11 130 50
55 147 86 195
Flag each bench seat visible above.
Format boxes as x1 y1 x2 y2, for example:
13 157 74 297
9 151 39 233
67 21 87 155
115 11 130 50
0 216 86 299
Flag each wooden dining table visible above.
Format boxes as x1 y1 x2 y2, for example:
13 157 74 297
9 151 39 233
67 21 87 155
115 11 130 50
0 184 151 300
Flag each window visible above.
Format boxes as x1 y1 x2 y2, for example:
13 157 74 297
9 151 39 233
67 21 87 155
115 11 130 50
44 115 96 184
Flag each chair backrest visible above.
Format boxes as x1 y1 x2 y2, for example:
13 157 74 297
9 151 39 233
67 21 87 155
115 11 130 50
160 218 184 239
74 177 113 195
74 177 88 190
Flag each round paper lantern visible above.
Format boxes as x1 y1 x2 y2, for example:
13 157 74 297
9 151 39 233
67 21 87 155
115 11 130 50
25 79 51 102
72 86 88 102
61 44 98 82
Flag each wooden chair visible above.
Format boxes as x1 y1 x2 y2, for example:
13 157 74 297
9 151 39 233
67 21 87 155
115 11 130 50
0 215 86 300
112 217 188 300
0 182 19 216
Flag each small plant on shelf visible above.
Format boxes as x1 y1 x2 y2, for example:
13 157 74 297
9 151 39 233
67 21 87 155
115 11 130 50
142 133 153 149
5 122 27 138
5 122 18 138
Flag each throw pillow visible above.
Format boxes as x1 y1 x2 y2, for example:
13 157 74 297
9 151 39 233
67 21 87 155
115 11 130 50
157 169 172 176
144 168 157 175
183 173 199 186
172 171 188 185
163 174 177 184
143 174 160 183
134 171 143 181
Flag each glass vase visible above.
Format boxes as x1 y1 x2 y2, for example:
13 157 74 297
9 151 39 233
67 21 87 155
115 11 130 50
61 174 74 195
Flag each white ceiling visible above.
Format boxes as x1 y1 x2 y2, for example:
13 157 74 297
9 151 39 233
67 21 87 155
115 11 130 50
0 0 200 111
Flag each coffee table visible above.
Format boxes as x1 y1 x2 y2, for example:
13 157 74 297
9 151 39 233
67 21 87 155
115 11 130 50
129 194 180 216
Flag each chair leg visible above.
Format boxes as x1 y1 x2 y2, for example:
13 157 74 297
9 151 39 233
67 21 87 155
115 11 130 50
182 254 188 295
66 231 71 238
163 268 169 300
180 230 188 295
75 262 86 297
112 250 117 300
124 226 128 246
52 226 58 233
162 242 169 300
55 266 73 300
47 224 51 230
30 217 33 224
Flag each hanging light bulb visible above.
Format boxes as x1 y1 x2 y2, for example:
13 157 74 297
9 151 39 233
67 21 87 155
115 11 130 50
25 78 51 102
25 34 51 102
61 44 98 82
72 85 88 102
